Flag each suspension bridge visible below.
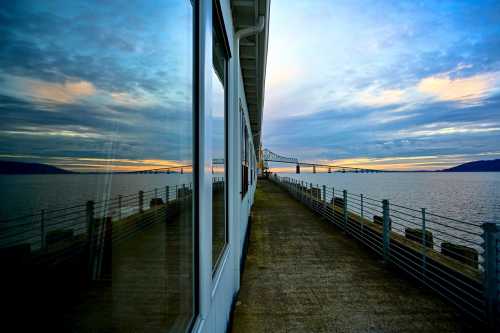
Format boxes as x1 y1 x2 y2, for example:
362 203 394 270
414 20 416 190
129 159 225 174
260 148 387 173
129 149 387 174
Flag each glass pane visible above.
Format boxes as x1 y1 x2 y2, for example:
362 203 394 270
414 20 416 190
212 24 227 271
0 1 195 331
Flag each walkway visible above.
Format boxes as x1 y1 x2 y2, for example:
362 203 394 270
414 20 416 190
231 179 468 333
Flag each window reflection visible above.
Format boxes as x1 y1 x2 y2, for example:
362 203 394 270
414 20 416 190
212 11 228 271
0 1 195 331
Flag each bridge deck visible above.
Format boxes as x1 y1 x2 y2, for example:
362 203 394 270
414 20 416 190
231 179 467 333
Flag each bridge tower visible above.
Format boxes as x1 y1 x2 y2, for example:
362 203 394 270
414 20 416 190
328 167 331 173
313 165 316 173
296 164 300 174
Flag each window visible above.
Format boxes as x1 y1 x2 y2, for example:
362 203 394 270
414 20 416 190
212 1 229 272
250 154 254 186
241 107 249 197
0 1 196 331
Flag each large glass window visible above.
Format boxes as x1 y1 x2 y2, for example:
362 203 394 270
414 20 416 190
0 1 195 331
212 4 229 271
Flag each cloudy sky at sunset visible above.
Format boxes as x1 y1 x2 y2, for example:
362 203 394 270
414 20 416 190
1 1 500 172
263 0 500 170
0 0 193 172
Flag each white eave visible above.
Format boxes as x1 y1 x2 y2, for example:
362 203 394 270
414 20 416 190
232 0 270 151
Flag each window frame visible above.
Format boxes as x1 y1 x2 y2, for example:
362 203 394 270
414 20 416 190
190 0 200 330
241 113 249 198
211 0 231 274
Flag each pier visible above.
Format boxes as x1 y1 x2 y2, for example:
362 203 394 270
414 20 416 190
2 175 499 331
231 179 468 332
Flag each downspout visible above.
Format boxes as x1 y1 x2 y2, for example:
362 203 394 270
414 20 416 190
235 16 265 41
234 14 265 158
235 15 265 110
233 15 265 288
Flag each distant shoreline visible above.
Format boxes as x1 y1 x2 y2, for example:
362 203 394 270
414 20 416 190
2 158 500 175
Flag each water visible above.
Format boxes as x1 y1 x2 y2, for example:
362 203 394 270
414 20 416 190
281 172 500 224
0 174 193 221
278 172 500 264
1 172 499 253
1 172 499 223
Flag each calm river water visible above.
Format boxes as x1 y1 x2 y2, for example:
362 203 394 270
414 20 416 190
0 172 498 253
1 172 498 224
279 172 500 225
0 174 193 221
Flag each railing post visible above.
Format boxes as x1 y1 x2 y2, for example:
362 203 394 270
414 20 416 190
301 181 304 202
360 194 364 219
118 195 122 220
309 182 313 206
382 199 391 262
322 185 326 208
343 190 348 232
360 194 364 232
166 185 170 203
40 209 45 251
332 187 335 213
139 191 144 213
421 208 427 275
86 200 95 239
482 222 499 329
86 200 95 278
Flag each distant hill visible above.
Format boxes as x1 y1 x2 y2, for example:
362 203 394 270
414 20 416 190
442 159 500 172
0 160 74 174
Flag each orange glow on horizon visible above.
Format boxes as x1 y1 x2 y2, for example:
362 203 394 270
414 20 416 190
47 157 193 173
266 154 500 172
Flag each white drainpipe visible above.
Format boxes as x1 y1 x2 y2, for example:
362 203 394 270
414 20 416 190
233 15 265 288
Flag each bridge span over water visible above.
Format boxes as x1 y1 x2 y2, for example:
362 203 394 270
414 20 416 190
261 148 387 174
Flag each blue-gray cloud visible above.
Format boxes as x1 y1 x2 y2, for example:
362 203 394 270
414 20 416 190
263 0 500 168
0 0 194 170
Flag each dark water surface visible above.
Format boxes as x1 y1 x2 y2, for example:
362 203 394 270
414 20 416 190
0 174 193 221
280 172 500 225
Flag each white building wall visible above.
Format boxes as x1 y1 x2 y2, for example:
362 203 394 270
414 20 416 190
194 1 258 332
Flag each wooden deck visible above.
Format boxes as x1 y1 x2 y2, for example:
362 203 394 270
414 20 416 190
231 179 471 333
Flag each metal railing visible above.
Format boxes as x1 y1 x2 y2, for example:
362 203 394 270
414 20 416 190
271 174 500 328
0 180 202 281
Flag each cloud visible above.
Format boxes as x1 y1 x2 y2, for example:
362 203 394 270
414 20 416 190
270 150 500 172
2 125 105 139
0 154 193 172
354 88 405 107
395 122 500 138
28 80 96 104
110 91 158 108
417 70 500 106
371 112 419 124
306 151 500 171
1 74 96 105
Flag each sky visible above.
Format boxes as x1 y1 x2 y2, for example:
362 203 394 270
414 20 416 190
0 0 194 172
1 1 500 173
263 0 500 170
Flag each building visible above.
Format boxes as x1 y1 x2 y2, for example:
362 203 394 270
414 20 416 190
0 1 270 332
